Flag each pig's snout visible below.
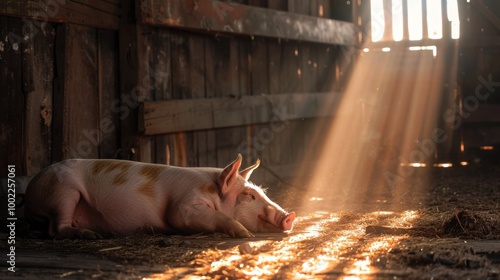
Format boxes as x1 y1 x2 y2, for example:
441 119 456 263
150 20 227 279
281 212 296 231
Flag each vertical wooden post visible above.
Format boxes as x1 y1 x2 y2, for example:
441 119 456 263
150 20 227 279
119 0 153 162
25 23 55 175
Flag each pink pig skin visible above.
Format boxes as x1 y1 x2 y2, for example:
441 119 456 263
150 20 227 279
24 154 295 239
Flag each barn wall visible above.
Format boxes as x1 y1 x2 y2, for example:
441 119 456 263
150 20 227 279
120 0 356 183
0 16 120 178
0 0 356 185
3 0 499 188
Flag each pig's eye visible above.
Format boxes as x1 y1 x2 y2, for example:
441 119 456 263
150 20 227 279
242 192 256 201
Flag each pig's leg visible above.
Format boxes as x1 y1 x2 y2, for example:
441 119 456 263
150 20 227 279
50 189 102 240
175 203 254 238
211 211 254 238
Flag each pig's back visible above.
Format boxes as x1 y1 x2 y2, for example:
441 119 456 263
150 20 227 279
77 160 222 234
25 159 223 235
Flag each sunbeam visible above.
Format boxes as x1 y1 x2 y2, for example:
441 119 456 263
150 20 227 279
300 43 448 213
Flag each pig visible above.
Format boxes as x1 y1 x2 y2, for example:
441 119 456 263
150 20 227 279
24 154 295 239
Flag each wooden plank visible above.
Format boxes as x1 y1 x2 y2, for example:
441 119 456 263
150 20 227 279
236 37 253 167
25 22 55 175
169 31 189 166
215 37 240 166
238 37 252 99
119 0 153 162
268 39 282 94
202 36 218 167
295 45 317 167
316 45 336 92
301 44 316 93
268 0 287 11
170 31 200 167
280 43 302 94
138 0 356 46
148 29 173 165
59 1 119 29
71 0 121 16
247 37 269 164
331 46 341 92
250 37 270 95
311 0 330 18
0 0 119 30
97 29 119 159
59 24 99 159
140 93 336 135
170 32 191 100
138 136 152 163
288 0 311 15
0 17 25 176
274 39 301 168
188 33 209 167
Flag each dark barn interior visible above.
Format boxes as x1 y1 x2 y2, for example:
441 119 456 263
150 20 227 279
1 0 500 279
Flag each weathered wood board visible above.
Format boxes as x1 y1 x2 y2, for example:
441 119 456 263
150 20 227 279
139 93 337 135
53 24 100 160
0 0 120 30
138 0 356 45
24 22 55 175
97 30 120 159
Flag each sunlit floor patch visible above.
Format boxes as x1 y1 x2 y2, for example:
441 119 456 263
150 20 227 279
147 210 419 279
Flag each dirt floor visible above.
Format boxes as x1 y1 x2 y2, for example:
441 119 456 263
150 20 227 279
1 164 500 279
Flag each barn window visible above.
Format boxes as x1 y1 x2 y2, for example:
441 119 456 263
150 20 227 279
392 0 404 41
407 0 423 40
427 0 443 39
371 0 460 42
370 0 385 42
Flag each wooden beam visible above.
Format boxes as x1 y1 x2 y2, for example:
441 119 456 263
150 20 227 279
139 93 338 135
0 0 120 30
137 0 356 45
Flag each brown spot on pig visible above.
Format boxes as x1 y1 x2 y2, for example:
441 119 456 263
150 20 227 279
137 183 156 200
200 184 217 195
112 171 128 186
91 161 132 175
138 165 164 182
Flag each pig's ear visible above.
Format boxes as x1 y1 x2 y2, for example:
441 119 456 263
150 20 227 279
217 154 243 195
240 159 260 180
